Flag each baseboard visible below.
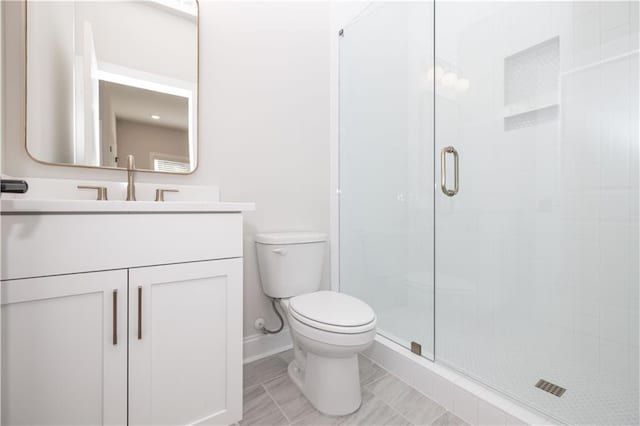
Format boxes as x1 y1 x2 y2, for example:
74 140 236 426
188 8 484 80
364 335 557 426
243 328 293 364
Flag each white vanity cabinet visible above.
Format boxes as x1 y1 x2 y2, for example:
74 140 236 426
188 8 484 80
1 205 251 426
1 270 128 426
128 259 242 425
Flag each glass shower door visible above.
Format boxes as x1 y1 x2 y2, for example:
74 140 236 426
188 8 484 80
434 2 639 424
339 3 435 358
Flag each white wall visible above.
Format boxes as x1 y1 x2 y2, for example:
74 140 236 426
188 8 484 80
2 1 332 339
199 2 331 337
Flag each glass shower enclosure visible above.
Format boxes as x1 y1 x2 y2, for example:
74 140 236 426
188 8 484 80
340 2 436 359
339 2 639 424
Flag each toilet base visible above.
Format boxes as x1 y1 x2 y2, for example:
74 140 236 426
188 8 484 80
288 352 362 416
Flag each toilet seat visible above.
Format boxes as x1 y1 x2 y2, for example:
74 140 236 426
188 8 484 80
288 291 376 334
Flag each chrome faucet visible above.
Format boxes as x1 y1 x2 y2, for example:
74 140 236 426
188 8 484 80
126 155 136 201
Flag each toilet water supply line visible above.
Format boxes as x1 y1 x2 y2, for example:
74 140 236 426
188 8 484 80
261 298 284 334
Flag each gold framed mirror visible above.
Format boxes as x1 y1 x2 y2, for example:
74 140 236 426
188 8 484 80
24 0 199 174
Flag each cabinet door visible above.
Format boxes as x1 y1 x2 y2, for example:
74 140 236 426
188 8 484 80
1 270 127 425
129 259 242 426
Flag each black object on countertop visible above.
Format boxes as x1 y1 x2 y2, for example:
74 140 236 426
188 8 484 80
1 179 29 194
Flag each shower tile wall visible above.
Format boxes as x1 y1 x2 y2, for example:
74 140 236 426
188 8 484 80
435 2 638 424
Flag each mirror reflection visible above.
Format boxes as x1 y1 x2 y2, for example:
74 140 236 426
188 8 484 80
25 0 198 173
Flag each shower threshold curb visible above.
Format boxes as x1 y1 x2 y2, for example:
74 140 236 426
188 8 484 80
363 335 558 426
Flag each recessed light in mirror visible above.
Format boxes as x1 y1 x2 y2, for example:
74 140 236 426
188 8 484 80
151 115 160 120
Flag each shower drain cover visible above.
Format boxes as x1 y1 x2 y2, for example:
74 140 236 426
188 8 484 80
535 379 566 397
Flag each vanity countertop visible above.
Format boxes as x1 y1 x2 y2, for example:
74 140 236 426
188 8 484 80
0 177 255 214
0 199 255 214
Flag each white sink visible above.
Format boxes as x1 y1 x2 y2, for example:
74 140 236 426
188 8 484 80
1 176 255 213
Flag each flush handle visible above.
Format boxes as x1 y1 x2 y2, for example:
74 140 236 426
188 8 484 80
272 248 288 255
440 146 459 197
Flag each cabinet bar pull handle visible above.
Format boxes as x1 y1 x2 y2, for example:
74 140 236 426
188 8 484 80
112 290 118 345
440 146 460 197
137 286 143 340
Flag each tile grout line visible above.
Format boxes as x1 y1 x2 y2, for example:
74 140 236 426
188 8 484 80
361 363 414 425
364 382 415 425
381 397 416 426
359 356 391 386
243 383 264 393
363 360 450 426
261 381 293 425
433 410 457 426
262 370 289 386
362 370 390 389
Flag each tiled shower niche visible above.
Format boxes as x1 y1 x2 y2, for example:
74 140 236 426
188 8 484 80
504 36 560 130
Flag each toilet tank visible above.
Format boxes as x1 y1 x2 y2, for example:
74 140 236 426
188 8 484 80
255 232 326 298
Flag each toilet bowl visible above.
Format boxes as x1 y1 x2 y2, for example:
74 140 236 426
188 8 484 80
255 232 376 416
282 292 376 415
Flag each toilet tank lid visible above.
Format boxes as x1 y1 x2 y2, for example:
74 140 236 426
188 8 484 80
255 232 327 245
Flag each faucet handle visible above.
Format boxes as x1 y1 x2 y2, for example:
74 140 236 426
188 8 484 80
78 185 108 201
155 188 179 202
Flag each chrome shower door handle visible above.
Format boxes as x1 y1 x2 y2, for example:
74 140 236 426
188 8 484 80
440 146 459 197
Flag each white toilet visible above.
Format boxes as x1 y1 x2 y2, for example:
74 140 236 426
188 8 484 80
255 232 376 416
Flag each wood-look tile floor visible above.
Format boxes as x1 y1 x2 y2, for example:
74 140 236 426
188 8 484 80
240 350 468 426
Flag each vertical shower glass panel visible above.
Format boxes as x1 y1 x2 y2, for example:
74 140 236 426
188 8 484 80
435 2 639 424
339 3 435 358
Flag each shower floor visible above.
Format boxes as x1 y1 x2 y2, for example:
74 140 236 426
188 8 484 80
437 323 638 426
374 306 637 425
347 273 637 425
